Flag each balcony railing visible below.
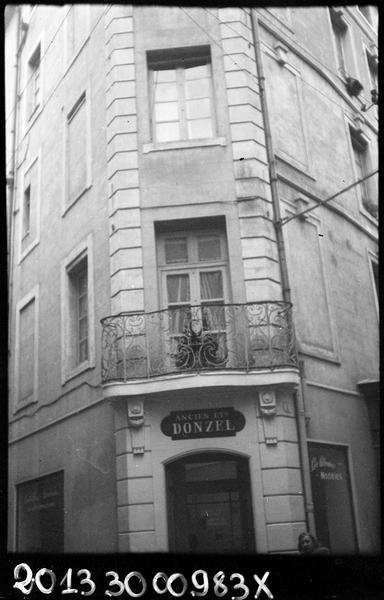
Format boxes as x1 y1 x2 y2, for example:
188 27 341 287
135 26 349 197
101 301 298 383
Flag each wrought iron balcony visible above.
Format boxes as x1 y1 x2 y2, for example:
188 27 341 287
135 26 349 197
101 301 298 383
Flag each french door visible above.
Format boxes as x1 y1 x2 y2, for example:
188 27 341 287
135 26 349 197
158 230 231 370
166 453 255 554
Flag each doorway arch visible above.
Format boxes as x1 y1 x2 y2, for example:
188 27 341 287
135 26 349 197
166 451 255 553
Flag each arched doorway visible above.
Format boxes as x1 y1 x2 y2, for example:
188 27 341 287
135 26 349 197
166 452 255 553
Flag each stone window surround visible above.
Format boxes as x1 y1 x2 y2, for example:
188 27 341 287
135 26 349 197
60 233 95 384
14 285 39 412
18 152 41 264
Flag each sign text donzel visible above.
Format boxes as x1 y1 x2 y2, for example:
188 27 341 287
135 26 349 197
161 407 245 440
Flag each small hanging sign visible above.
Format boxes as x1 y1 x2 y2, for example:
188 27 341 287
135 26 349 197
161 406 245 440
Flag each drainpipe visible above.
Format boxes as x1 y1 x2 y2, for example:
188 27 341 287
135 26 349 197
249 9 316 535
8 8 27 369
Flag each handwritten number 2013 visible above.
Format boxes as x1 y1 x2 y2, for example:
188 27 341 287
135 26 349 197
14 564 95 596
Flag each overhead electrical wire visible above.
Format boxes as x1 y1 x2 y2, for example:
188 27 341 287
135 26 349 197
202 6 377 123
6 5 110 174
5 4 73 126
278 169 379 227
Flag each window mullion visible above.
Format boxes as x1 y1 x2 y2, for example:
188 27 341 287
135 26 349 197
178 67 187 139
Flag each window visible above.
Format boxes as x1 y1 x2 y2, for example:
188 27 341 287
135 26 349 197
17 472 64 552
66 4 89 61
20 156 39 258
61 235 95 382
329 9 348 76
148 46 215 143
349 127 376 217
157 228 229 369
15 287 39 408
66 92 89 208
27 43 41 119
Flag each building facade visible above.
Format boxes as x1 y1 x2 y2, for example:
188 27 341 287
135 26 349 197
6 4 379 554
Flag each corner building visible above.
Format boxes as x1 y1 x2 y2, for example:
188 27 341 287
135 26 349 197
6 5 379 554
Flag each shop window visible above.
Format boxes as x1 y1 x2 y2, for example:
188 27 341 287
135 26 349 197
17 471 64 552
157 228 229 370
308 443 358 553
66 92 89 208
147 46 215 143
349 127 377 217
166 453 255 553
27 43 41 119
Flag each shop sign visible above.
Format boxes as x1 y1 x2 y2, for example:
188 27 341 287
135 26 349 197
310 454 344 481
161 407 245 440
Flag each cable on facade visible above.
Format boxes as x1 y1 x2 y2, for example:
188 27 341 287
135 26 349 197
178 6 261 89
5 5 73 126
277 169 379 227
188 6 377 134
5 6 109 174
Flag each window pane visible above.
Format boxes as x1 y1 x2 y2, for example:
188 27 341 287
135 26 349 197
185 461 237 482
198 237 221 261
202 304 226 329
186 98 211 119
78 295 87 318
185 78 210 99
154 81 178 102
78 272 87 295
165 237 188 263
79 316 88 339
155 101 179 123
79 339 88 363
155 69 177 82
167 274 190 303
187 118 213 139
200 271 223 300
156 121 180 142
185 64 210 80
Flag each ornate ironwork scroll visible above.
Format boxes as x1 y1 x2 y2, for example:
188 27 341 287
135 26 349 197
101 301 298 383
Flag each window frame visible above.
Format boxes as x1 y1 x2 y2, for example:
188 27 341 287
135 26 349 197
147 45 217 146
26 42 41 121
63 89 92 215
19 153 41 263
348 125 377 219
60 234 95 383
367 249 379 319
14 286 39 411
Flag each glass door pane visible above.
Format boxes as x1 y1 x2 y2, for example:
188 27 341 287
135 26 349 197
199 271 227 367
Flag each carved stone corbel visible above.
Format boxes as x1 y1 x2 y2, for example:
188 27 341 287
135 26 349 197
258 390 278 445
127 399 145 455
